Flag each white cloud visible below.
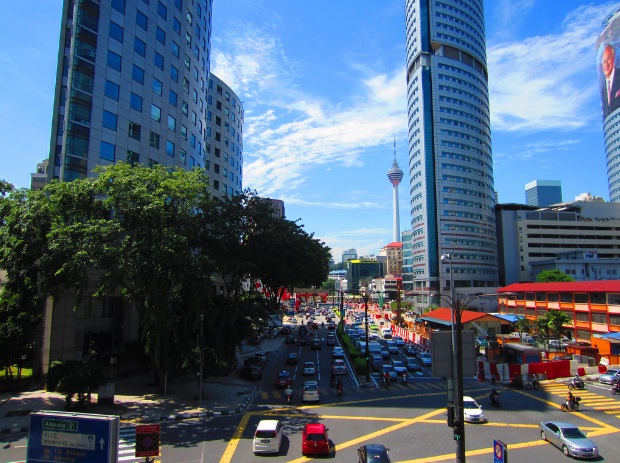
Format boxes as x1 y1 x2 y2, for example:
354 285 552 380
488 3 616 132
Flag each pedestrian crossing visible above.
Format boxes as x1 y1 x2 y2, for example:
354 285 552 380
118 426 145 463
539 382 620 416
261 380 446 400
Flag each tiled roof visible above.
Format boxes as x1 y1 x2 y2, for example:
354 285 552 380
499 281 620 293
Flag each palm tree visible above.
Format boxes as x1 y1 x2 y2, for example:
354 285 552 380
513 316 532 340
539 310 573 348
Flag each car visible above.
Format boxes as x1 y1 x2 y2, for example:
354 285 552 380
539 421 599 459
368 332 380 340
357 444 391 463
462 396 486 423
391 360 407 376
370 355 384 371
382 364 398 380
332 347 345 358
599 368 620 384
303 361 316 375
380 348 390 360
405 357 421 372
327 323 336 330
419 352 432 366
275 371 292 388
285 335 296 344
386 341 399 354
278 327 291 336
302 423 330 456
290 317 298 324
332 359 348 375
302 381 320 402
244 353 267 369
548 339 567 350
404 344 418 356
392 336 405 346
298 336 309 346
241 364 263 380
286 352 299 364
311 338 322 350
253 419 284 454
326 334 336 346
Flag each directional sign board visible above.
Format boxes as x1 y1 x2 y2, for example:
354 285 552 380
27 411 119 463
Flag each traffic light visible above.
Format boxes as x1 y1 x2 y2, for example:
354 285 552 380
447 405 454 427
453 418 463 441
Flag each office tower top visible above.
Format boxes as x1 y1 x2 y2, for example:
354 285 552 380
403 0 498 300
525 180 563 207
48 0 215 184
387 139 404 243
597 8 620 202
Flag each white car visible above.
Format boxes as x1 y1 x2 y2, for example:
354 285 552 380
302 381 320 402
253 419 284 454
332 359 347 375
332 347 345 358
463 396 486 423
368 332 380 341
393 336 405 346
303 361 316 375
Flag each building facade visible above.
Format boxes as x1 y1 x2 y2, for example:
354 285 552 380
342 248 357 264
525 180 562 207
496 200 620 285
48 0 215 185
379 242 403 276
403 0 499 304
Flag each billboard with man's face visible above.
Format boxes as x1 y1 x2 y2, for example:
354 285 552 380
598 9 620 119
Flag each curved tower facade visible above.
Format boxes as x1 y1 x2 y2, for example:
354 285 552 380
597 8 620 202
48 0 214 184
404 0 498 299
206 74 244 197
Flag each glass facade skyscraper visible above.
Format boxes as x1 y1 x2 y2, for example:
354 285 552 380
525 180 563 207
404 0 499 301
47 0 221 188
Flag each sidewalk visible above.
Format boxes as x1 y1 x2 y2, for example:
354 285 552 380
0 336 285 436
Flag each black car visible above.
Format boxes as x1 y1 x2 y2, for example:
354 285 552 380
298 336 309 346
358 444 391 463
404 344 418 356
286 352 299 364
285 335 296 344
311 338 322 350
241 364 262 380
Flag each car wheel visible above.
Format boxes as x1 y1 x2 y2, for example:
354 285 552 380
562 445 569 457
540 430 547 441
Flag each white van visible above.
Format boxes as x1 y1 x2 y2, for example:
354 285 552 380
253 420 284 454
381 328 392 339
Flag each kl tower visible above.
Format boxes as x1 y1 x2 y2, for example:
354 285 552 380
387 138 404 242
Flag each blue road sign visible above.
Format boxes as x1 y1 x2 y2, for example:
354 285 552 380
493 439 508 463
27 411 119 463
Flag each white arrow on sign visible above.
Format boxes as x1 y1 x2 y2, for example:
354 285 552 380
99 437 106 449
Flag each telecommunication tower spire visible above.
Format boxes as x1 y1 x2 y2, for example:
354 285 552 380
387 136 404 243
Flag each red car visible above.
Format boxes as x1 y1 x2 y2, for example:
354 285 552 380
301 423 330 456
274 371 292 388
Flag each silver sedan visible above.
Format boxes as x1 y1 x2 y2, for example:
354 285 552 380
539 421 599 459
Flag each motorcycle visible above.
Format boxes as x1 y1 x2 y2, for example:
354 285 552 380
561 396 581 412
527 377 539 390
508 376 523 389
285 392 293 404
568 378 585 390
612 382 620 395
490 392 500 408
336 382 343 396
491 374 497 385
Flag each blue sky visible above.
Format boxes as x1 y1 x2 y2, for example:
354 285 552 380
0 1 617 263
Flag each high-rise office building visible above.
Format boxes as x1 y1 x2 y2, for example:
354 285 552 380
404 0 499 302
525 180 562 207
47 0 217 188
597 8 620 202
342 248 357 264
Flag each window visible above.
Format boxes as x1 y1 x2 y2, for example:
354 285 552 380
111 0 125 14
183 78 189 93
168 115 176 131
213 164 219 174
102 110 117 130
173 18 181 34
170 65 178 82
166 140 175 157
180 149 186 164
193 66 198 81
157 1 167 19
174 0 181 11
104 80 119 100
109 21 123 43
192 89 197 103
154 51 164 70
136 10 148 30
107 50 122 71
169 89 177 106
185 31 191 47
152 78 162 95
100 141 115 161
186 10 193 25
156 27 166 45
134 37 146 56
592 313 607 324
149 131 160 149
127 150 139 165
182 101 188 116
130 92 143 112
184 54 190 69
172 41 179 58
128 122 141 140
190 133 196 147
191 111 196 125
215 116 221 126
132 65 144 84
151 104 161 122
181 125 187 140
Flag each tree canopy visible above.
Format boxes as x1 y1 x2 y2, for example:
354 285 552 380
536 270 575 283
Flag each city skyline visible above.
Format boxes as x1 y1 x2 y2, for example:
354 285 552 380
0 0 617 262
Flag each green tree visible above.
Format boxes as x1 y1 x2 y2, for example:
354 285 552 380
536 270 575 282
512 316 532 340
320 279 335 291
51 360 106 409
539 309 573 343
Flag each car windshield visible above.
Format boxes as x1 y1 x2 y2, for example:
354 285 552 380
606 370 619 376
366 447 389 461
464 400 479 409
393 362 405 368
383 366 395 372
304 384 318 391
278 372 289 379
562 427 587 439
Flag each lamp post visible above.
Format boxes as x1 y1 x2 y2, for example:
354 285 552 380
330 289 345 333
199 312 204 408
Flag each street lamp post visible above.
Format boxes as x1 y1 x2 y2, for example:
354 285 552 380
330 289 345 334
199 312 204 408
